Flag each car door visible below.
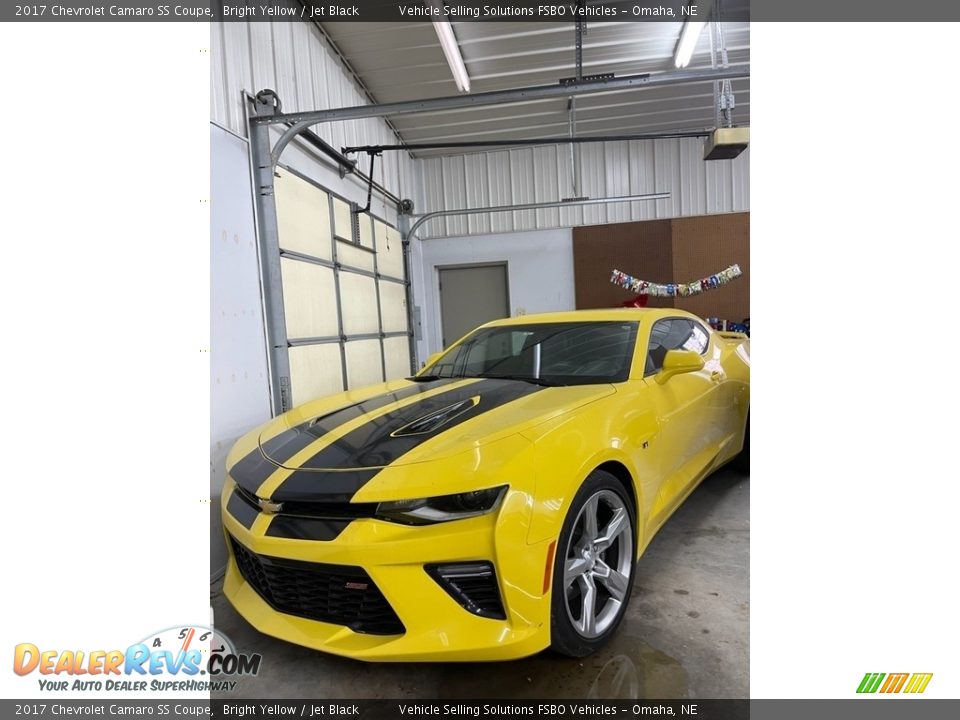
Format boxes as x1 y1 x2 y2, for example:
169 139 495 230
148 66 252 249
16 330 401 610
642 318 723 526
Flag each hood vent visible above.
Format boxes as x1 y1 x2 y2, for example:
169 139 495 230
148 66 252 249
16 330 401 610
390 397 479 437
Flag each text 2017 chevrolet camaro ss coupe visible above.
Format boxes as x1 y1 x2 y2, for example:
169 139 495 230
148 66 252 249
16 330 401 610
221 308 750 661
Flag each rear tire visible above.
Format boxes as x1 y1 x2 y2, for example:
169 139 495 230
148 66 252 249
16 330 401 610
550 470 637 658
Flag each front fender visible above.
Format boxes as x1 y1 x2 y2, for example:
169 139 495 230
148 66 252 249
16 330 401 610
522 392 658 545
526 446 645 546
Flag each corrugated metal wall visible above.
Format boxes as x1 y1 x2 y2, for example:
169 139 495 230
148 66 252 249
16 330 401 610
413 139 750 239
210 18 417 208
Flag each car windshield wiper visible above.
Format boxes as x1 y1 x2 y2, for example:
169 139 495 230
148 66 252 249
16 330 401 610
472 373 564 387
408 374 441 382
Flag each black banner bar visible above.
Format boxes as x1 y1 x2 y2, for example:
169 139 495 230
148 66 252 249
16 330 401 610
9 0 960 22
3 699 959 719
4 1 738 23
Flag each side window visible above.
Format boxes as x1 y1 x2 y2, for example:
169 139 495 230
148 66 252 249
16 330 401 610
645 319 708 375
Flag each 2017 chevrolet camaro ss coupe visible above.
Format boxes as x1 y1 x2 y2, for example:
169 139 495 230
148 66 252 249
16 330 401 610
221 308 750 661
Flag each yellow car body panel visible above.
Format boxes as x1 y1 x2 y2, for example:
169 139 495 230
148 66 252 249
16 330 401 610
221 308 749 661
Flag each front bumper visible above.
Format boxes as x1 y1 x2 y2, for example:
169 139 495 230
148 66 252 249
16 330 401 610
220 476 554 661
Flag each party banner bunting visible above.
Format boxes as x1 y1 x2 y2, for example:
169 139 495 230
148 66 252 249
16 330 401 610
610 264 742 298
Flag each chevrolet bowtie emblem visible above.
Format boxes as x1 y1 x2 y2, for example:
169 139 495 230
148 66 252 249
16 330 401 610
257 497 284 514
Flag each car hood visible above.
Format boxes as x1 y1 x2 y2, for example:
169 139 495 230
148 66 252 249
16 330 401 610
256 376 613 472
227 376 614 503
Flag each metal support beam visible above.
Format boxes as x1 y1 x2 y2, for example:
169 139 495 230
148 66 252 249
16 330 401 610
406 193 671 241
342 130 711 155
249 121 292 415
572 12 584 195
263 65 749 168
574 12 584 81
397 212 419 374
569 100 581 197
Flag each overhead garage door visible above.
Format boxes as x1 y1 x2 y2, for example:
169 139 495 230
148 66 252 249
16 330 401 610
274 166 412 408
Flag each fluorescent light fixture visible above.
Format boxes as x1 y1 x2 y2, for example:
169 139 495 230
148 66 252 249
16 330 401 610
673 20 706 68
432 21 471 93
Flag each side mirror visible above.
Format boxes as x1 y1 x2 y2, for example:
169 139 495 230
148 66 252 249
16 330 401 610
422 352 443 370
655 350 705 384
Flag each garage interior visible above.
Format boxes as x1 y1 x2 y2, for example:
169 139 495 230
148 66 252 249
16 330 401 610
211 11 749 699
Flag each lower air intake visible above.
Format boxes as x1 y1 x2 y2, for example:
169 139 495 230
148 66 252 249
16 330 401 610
229 536 404 635
425 562 507 620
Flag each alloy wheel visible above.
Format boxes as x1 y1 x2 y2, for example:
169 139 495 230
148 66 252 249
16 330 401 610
562 489 634 639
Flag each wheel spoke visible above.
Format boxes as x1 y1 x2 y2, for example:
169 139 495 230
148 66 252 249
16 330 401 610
564 556 590 588
593 560 629 602
576 575 598 636
582 495 600 542
594 507 628 552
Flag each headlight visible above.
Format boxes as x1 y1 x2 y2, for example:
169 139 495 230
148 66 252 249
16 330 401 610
376 486 508 525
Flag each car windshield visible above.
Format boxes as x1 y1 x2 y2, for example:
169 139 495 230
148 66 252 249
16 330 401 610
424 321 639 386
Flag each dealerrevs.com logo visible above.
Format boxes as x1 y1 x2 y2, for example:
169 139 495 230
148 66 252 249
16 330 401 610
857 672 933 694
13 625 260 693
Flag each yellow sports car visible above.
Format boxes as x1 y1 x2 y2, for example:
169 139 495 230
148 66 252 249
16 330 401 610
221 308 750 661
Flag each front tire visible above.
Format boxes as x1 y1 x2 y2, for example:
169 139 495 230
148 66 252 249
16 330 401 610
550 470 637 657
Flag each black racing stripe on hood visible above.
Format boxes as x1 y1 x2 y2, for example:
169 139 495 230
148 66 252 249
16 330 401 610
270 379 543 503
228 379 456 495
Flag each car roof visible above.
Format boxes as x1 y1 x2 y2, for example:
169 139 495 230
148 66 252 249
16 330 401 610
482 308 702 327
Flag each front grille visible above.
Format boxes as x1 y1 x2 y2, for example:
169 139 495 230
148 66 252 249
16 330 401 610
229 536 404 635
234 485 377 520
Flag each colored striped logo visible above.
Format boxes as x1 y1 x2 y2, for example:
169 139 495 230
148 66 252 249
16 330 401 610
857 672 933 694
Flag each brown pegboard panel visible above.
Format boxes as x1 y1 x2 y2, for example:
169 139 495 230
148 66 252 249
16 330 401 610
672 212 750 322
573 220 674 309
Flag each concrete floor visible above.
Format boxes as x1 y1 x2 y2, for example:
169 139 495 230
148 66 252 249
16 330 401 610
211 466 749 700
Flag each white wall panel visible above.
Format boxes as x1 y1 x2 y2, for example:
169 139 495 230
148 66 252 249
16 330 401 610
288 344 344 406
375 221 404 280
339 273 380 335
379 282 409 333
533 146 560 228
580 145 607 227
486 151 513 234
464 155 491 235
441 156 468 238
280 258 338 339
358 214 374 250
653 138 682 220
413 139 750 239
629 140 658 220
344 339 384 388
337 241 375 273
275 169 331 261
210 125 271 576
510 149 537 230
604 141 631 224
383 336 412 381
210 21 226 125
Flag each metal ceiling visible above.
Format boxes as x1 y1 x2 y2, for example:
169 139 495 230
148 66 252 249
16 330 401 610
319 19 749 157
